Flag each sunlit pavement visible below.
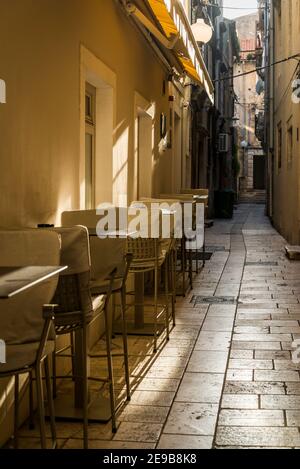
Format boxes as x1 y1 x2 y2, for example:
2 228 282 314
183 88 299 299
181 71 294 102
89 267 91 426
15 204 300 449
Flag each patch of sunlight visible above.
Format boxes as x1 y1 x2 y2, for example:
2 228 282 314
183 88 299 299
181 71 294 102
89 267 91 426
55 193 72 225
113 126 129 207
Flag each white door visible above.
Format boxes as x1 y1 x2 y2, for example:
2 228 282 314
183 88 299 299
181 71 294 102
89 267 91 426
173 112 182 193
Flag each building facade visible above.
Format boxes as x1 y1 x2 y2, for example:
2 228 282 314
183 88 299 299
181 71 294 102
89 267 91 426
262 0 300 243
190 0 239 215
234 13 265 199
0 0 213 228
0 0 214 445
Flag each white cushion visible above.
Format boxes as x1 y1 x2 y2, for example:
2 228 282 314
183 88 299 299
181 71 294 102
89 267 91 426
51 226 91 275
61 209 126 281
0 230 60 345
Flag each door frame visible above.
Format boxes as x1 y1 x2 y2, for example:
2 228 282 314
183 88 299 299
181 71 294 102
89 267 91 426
133 92 155 201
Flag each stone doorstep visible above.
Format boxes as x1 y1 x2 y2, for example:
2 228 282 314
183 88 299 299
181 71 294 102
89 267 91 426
285 245 300 261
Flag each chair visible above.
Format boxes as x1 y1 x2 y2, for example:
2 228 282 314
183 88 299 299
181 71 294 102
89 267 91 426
161 193 206 275
126 205 169 353
185 203 205 274
61 209 131 401
0 230 61 449
49 226 118 449
136 199 181 327
156 195 197 295
180 188 209 214
180 191 207 269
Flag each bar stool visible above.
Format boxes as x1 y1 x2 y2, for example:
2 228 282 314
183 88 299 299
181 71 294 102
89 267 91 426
181 189 207 273
49 226 118 449
126 206 169 353
0 230 61 449
180 188 209 221
136 199 180 328
141 197 191 297
158 194 198 294
61 209 132 401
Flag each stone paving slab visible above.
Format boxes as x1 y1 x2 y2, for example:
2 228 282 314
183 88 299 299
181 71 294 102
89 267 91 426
216 426 300 447
218 409 285 427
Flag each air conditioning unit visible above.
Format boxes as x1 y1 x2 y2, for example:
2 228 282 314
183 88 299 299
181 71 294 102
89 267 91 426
219 133 229 153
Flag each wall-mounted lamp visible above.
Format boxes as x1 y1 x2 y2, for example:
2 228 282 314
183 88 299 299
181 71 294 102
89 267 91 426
0 79 6 103
160 113 167 139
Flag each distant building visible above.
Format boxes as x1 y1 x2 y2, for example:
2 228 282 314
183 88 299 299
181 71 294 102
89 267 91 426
233 13 265 200
190 1 239 215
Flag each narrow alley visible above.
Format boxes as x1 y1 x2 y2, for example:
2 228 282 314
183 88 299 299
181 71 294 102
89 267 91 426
2 0 300 457
13 203 300 450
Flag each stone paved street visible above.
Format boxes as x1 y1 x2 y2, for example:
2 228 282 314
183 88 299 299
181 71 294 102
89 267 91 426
16 204 300 449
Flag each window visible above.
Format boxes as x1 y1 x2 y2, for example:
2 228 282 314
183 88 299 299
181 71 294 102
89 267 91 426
85 83 96 209
277 123 282 170
287 123 293 167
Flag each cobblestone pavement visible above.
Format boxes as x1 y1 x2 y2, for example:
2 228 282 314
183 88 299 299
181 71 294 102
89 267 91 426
16 204 300 449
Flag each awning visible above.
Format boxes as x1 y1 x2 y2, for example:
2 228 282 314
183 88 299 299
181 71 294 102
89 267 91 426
122 0 214 102
177 55 202 84
147 0 178 38
146 0 214 103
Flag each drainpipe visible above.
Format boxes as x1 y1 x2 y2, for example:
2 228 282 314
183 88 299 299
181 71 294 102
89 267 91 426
269 0 275 220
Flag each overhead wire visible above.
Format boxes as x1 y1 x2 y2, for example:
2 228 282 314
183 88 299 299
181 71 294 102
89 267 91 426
274 62 300 114
214 53 300 83
200 2 263 10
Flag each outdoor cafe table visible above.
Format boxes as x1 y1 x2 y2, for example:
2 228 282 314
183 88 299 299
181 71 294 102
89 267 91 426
0 266 67 299
0 265 116 423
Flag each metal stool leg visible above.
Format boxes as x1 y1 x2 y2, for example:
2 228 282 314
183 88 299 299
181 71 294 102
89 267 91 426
172 249 176 327
44 356 57 449
104 305 117 433
35 362 47 449
169 250 176 328
82 322 89 449
29 370 35 430
70 331 76 381
120 287 131 401
52 349 57 399
111 293 116 339
181 238 186 297
189 249 193 290
153 265 158 353
164 257 170 341
14 374 19 449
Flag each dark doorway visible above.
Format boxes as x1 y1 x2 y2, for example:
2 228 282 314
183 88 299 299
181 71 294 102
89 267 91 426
253 155 266 190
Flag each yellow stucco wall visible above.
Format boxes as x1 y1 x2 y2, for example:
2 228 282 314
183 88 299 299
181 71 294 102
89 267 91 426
272 0 300 243
0 0 178 229
0 0 193 446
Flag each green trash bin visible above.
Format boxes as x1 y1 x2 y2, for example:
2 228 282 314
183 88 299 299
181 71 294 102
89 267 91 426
214 190 235 219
